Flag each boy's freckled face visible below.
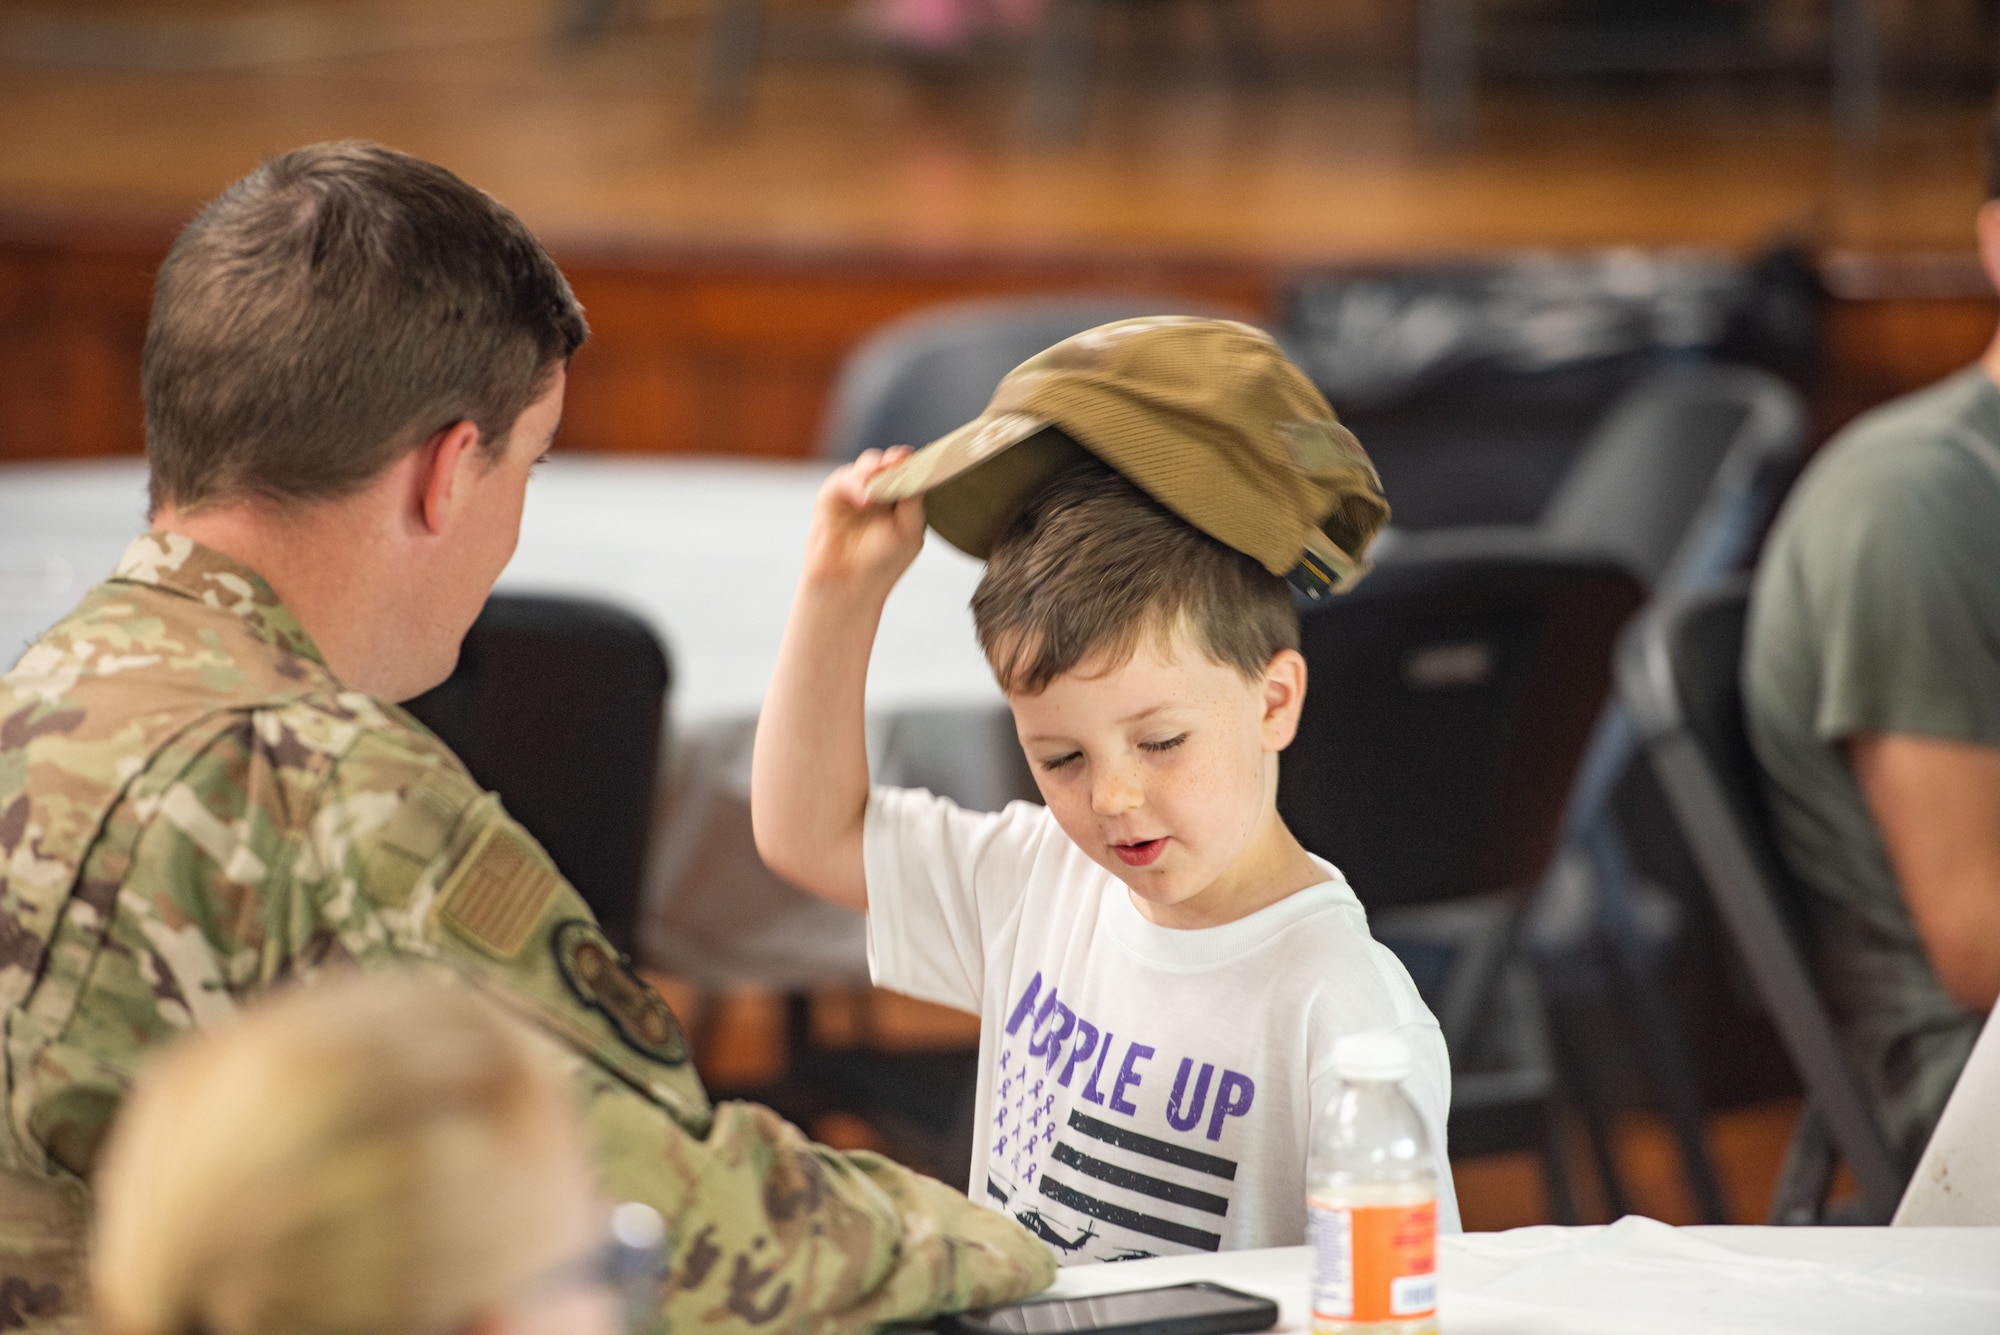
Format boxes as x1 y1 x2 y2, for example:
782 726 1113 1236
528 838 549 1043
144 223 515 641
1008 628 1293 926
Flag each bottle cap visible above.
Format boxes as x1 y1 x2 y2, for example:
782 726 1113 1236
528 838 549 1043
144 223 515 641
1333 1032 1411 1082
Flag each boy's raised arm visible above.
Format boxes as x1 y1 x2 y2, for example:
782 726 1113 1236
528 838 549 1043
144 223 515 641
752 449 926 911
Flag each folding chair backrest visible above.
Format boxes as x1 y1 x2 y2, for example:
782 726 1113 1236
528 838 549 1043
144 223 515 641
816 295 1250 460
1277 533 1644 912
405 594 671 954
1535 362 1805 850
1617 578 1904 1220
1542 363 1805 592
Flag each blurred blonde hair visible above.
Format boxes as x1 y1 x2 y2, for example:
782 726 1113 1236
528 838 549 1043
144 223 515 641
93 971 587 1335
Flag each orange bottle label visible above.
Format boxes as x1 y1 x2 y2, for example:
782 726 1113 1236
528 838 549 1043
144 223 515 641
1309 1199 1437 1323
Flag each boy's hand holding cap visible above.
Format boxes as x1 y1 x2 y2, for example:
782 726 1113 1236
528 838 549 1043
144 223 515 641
806 445 929 593
863 316 1390 597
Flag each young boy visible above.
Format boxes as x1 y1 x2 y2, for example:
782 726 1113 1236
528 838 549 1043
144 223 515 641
753 317 1459 1263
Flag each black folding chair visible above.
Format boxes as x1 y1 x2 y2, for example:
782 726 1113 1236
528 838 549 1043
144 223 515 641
1523 363 1805 1222
1617 577 1904 1224
817 295 1251 461
1541 364 1805 591
405 594 671 955
1277 533 1646 1221
1283 249 1822 535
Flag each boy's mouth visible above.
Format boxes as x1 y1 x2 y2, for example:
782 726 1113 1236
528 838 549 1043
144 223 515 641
1111 838 1167 868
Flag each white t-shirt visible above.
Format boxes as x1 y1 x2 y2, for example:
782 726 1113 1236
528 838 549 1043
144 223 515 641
863 785 1460 1266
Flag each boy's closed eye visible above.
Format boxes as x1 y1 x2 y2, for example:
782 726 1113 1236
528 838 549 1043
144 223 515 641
1034 733 1188 773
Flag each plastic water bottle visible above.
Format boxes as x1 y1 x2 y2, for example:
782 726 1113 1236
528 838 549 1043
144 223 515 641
1308 1032 1438 1334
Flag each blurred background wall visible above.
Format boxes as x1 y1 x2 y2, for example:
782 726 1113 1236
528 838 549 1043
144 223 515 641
2 0 1994 467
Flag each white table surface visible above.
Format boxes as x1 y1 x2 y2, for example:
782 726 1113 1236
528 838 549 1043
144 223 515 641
1044 1219 2000 1334
0 455 1001 727
0 459 153 669
505 455 1001 725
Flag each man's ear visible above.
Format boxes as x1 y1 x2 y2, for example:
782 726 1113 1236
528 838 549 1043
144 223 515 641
1261 648 1308 752
1978 201 2000 297
418 419 485 536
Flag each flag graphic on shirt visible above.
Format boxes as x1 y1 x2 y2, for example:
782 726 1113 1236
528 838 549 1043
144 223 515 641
983 972 1253 1263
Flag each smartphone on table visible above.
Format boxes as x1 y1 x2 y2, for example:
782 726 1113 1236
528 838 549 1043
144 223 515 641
936 1282 1280 1335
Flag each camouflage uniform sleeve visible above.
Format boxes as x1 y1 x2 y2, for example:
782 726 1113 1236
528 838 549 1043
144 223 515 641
311 722 1053 1335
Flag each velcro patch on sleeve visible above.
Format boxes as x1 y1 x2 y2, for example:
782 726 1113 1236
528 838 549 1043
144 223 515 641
362 774 472 909
439 821 560 960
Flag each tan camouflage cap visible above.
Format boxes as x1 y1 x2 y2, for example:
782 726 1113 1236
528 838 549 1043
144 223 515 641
864 316 1389 596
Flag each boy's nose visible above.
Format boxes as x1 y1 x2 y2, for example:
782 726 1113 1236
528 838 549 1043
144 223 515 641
1089 764 1144 817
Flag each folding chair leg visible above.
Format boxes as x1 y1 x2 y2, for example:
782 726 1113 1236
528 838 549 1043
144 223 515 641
1583 819 1730 1222
784 989 815 1070
1545 999 1632 1220
1539 1094 1583 1225
1768 1100 1837 1225
1502 955 1601 1224
1613 948 1731 1222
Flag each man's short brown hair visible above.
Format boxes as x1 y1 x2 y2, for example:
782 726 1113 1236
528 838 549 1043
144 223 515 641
971 456 1300 696
143 141 588 514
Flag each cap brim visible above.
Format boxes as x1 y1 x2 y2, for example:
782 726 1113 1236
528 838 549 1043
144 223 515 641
864 413 1093 559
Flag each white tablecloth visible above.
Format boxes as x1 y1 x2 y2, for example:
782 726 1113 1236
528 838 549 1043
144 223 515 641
1898 1005 2000 1225
1044 1219 2000 1334
0 459 154 663
0 455 1020 984
505 457 1002 728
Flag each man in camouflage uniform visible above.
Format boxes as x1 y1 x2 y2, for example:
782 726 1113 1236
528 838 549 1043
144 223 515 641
0 142 1051 1333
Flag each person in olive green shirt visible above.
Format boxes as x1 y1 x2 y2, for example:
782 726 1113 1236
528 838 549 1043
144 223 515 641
1744 110 2000 1168
0 141 1051 1335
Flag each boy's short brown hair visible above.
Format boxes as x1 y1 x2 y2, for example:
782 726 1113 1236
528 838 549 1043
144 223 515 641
972 456 1299 695
143 141 588 515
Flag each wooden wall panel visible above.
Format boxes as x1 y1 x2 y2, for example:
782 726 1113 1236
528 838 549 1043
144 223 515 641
1815 249 1997 435
556 255 1277 458
1819 295 1998 436
0 220 1278 463
0 215 1993 469
0 221 156 460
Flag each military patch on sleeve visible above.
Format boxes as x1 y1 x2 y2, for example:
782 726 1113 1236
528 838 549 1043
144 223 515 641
440 821 560 960
363 772 474 909
551 918 690 1066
